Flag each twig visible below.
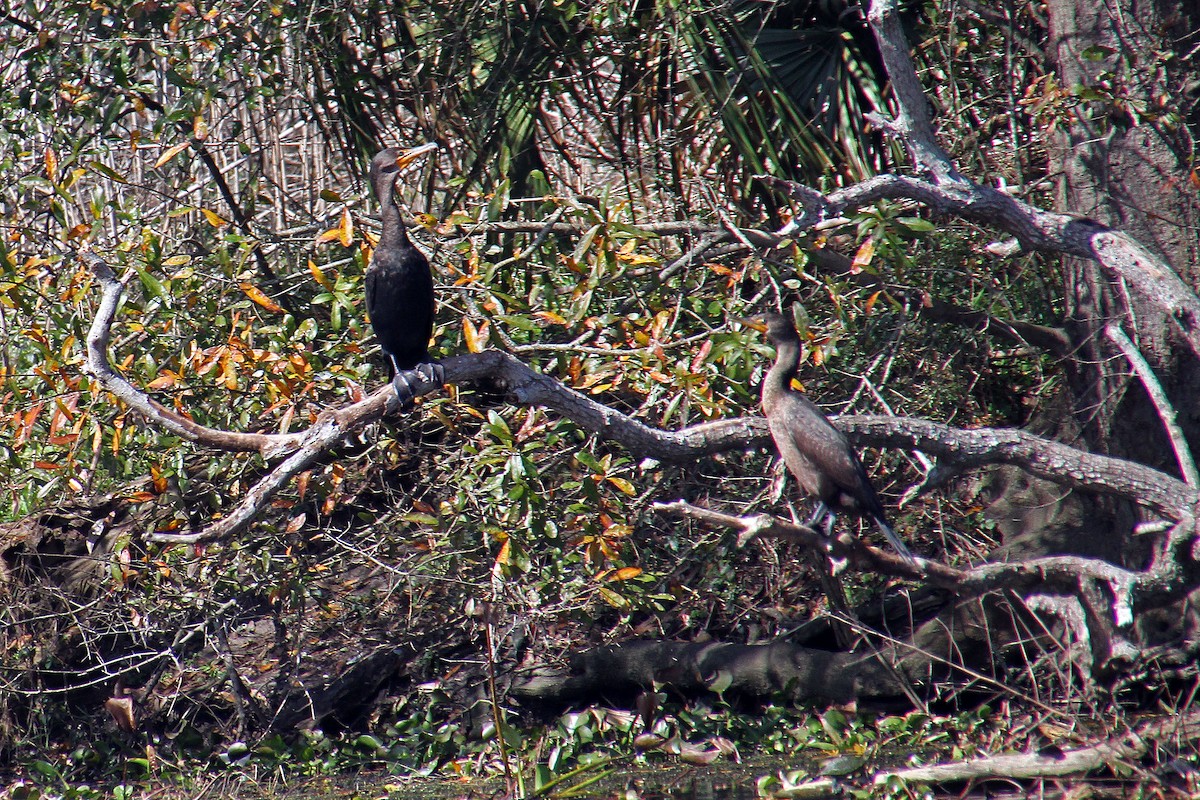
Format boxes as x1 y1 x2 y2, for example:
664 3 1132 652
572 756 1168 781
1105 322 1199 487
488 206 567 272
652 500 932 578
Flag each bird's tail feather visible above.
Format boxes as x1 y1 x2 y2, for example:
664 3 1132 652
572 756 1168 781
874 518 918 565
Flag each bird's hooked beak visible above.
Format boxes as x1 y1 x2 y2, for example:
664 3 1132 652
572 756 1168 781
392 142 439 170
729 314 768 333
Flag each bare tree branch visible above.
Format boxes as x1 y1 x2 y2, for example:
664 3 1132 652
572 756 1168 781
841 415 1195 520
84 244 1194 545
1105 323 1199 487
82 248 306 458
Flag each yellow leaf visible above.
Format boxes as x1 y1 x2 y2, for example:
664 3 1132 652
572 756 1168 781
193 114 208 141
850 238 875 274
606 476 637 496
462 317 490 353
44 148 58 182
598 586 629 608
615 251 659 265
494 538 511 566
865 290 881 315
307 259 332 290
154 140 191 169
239 282 284 313
201 208 228 228
533 311 566 325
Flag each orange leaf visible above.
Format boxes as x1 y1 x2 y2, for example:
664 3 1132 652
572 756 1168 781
864 290 881 315
307 259 332 290
850 238 876 274
44 148 58 182
316 208 354 247
494 538 511 566
154 140 191 169
462 317 490 353
604 566 643 582
295 470 311 501
239 282 284 313
151 464 168 494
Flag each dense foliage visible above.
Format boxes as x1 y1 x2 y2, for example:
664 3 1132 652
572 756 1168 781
6 0 1186 796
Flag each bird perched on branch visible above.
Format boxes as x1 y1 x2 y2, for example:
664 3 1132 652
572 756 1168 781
758 312 917 564
366 143 442 406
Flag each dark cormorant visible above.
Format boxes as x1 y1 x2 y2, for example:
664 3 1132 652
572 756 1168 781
760 312 917 564
366 143 441 405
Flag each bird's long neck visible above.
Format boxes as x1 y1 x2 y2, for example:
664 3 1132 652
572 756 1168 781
763 335 802 407
378 185 411 250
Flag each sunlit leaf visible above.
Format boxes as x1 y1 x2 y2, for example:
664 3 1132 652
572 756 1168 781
463 317 490 353
153 140 191 168
606 476 636 495
864 291 881 315
238 282 284 313
850 237 875 274
316 208 354 246
604 566 642 582
44 148 58 182
308 259 332 290
200 208 228 228
598 586 628 608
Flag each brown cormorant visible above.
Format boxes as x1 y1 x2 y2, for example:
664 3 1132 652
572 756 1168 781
760 312 916 564
366 143 441 405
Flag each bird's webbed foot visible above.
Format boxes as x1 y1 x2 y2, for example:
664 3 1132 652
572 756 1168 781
806 502 835 538
388 361 445 412
413 360 445 387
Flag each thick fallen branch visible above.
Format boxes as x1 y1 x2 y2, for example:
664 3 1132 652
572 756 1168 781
510 639 909 707
654 498 1200 671
876 711 1200 787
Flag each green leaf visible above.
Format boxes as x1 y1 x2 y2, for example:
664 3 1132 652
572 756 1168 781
134 264 167 300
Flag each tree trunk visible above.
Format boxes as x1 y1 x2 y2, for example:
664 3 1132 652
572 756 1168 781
1047 0 1200 469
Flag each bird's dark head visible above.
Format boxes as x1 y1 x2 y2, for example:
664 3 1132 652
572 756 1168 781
369 143 439 204
762 312 801 346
